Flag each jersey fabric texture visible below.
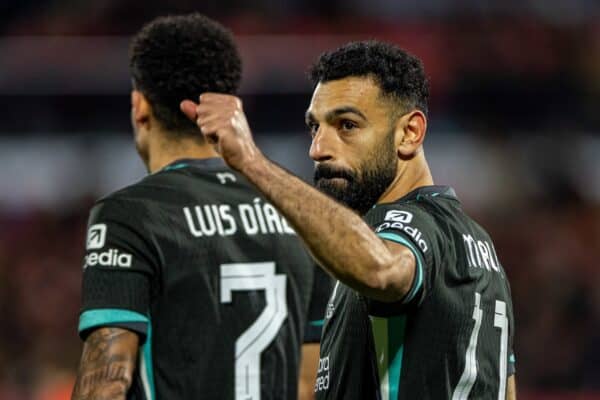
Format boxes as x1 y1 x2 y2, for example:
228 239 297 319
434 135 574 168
78 158 330 400
315 186 515 400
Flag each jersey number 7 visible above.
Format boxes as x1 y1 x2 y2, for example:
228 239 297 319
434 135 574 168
220 262 288 400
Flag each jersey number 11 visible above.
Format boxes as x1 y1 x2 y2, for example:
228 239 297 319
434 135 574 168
452 292 508 400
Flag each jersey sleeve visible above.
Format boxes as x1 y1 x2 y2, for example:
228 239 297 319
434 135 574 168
364 204 442 316
78 197 158 342
507 292 516 376
304 266 333 343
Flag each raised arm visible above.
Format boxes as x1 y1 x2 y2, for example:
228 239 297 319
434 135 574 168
72 327 139 400
181 94 416 303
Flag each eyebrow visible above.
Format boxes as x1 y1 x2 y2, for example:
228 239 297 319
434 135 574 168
305 106 367 125
326 106 367 122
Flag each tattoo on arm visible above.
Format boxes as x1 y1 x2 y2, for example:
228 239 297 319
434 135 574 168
72 327 139 400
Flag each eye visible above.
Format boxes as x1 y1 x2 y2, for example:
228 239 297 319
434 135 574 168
307 121 319 137
340 119 358 132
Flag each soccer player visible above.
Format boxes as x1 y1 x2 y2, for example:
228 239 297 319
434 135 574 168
72 14 329 400
181 41 517 399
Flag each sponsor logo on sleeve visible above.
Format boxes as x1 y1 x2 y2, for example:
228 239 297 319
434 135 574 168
86 224 107 250
84 249 133 269
84 224 133 269
384 210 413 223
376 210 428 252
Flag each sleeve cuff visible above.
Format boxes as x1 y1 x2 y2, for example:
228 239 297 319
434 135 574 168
304 319 325 343
79 308 149 339
508 353 516 376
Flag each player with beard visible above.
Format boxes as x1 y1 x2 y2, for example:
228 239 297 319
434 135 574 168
181 40 517 399
72 14 330 400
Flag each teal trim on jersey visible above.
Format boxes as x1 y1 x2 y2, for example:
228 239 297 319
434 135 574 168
163 162 188 171
78 309 149 333
416 192 439 201
309 319 325 327
140 317 156 400
371 315 407 400
388 316 407 400
377 232 424 304
509 354 516 363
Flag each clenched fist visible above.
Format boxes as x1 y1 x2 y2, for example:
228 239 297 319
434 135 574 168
181 93 263 172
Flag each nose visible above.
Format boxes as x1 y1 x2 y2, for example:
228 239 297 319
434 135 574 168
309 129 334 162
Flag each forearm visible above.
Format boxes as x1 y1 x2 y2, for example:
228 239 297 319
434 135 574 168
242 156 403 299
72 381 129 400
72 328 138 400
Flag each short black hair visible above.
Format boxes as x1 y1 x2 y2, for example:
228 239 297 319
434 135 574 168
309 40 429 116
130 13 242 136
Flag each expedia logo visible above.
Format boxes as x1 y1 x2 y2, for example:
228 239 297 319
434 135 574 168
87 224 107 250
84 249 132 269
376 218 429 253
384 210 413 224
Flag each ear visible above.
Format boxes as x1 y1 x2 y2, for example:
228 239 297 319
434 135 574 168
131 90 152 129
395 110 427 158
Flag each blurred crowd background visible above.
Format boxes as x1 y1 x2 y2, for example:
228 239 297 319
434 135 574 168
0 1 599 399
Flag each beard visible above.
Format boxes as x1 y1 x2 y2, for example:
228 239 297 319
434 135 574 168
314 129 397 215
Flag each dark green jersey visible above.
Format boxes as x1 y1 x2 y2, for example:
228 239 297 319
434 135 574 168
78 158 330 400
315 186 515 400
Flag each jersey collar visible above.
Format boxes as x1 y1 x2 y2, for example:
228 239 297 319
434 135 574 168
162 157 227 172
383 185 458 205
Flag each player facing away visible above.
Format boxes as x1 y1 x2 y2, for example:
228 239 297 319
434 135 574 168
72 14 330 400
181 40 517 399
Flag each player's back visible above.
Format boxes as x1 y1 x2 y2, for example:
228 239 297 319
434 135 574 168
316 186 515 400
79 158 319 400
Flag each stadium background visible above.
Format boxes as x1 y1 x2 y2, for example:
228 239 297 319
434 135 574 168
0 1 599 399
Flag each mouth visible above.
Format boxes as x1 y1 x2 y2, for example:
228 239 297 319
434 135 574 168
314 164 355 183
316 176 351 190
321 176 349 183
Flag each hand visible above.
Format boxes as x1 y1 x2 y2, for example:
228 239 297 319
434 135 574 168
181 93 263 172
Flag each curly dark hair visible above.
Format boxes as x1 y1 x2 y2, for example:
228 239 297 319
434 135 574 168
309 40 429 116
130 13 242 136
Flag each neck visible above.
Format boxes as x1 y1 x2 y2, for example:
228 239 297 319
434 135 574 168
378 150 434 204
146 134 220 173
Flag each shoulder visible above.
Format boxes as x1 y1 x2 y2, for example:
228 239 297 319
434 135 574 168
367 186 464 234
86 182 158 256
368 198 422 216
90 178 159 225
95 169 190 209
367 196 450 259
97 171 172 202
366 200 435 232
